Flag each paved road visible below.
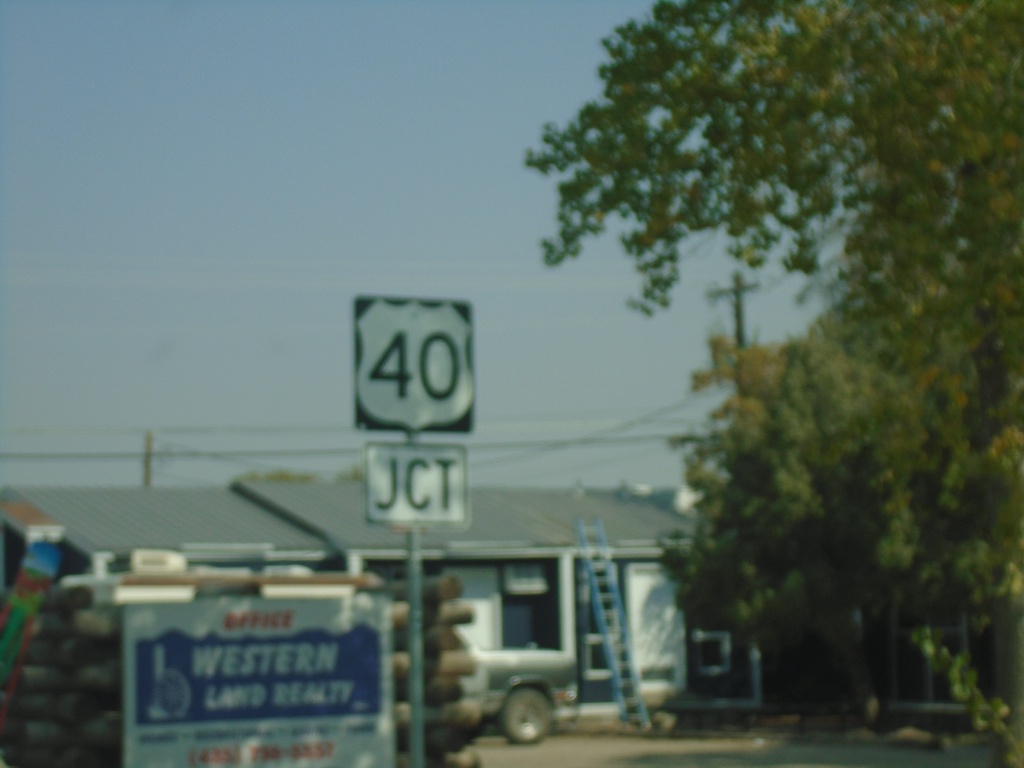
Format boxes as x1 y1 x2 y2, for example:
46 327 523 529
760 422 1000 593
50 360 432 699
472 733 990 768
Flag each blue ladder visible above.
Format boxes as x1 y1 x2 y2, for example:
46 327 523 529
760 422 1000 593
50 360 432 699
576 518 651 729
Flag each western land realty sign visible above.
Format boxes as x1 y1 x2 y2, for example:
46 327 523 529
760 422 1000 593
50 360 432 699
123 594 393 768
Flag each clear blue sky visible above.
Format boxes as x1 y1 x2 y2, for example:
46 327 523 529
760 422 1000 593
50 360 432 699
1 1 818 490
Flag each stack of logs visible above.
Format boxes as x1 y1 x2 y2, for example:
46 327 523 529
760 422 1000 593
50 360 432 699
1 582 120 768
390 574 481 768
0 572 482 768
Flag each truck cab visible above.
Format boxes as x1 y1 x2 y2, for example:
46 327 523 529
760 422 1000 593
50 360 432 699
457 631 578 744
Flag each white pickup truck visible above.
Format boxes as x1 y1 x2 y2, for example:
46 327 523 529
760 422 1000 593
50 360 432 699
458 634 579 744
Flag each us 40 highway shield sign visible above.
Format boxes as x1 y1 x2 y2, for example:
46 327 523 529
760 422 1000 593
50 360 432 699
354 296 474 433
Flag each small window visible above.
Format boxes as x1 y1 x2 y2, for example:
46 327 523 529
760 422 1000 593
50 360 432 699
692 630 731 676
503 563 548 595
584 633 611 680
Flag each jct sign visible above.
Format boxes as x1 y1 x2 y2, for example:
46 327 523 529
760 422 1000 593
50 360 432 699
354 296 474 433
364 442 468 528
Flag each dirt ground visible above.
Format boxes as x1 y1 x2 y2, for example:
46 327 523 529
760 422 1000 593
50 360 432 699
472 731 992 768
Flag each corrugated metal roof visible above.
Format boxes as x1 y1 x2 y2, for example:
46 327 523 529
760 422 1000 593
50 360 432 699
1 486 329 557
0 483 695 561
233 481 695 554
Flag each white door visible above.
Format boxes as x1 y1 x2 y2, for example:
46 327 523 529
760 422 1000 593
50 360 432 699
445 565 501 650
626 563 686 690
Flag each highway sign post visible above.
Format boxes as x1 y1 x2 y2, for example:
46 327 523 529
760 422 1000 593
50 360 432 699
354 295 474 768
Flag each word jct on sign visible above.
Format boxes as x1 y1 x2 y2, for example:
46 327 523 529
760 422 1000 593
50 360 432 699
374 456 457 512
364 442 468 527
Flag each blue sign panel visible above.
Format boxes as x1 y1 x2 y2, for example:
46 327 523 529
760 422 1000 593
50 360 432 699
134 625 380 724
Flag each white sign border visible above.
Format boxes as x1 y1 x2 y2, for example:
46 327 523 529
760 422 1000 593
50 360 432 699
363 441 470 529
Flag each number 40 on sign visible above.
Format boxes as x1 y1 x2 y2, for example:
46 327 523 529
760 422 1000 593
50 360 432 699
354 296 474 433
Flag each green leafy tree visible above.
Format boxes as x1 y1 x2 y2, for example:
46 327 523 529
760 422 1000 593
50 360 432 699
527 1 1024 762
669 320 896 716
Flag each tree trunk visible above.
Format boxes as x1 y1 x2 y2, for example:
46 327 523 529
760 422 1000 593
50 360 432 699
969 313 1023 767
840 638 879 724
992 590 1024 768
820 619 879 724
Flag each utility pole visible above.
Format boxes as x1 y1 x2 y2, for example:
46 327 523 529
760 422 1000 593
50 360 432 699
143 431 153 487
708 271 759 349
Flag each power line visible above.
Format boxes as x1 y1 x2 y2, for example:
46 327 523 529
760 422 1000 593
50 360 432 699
0 392 716 485
0 419 685 438
472 392 710 470
0 397 716 439
480 441 676 486
148 438 349 484
0 432 695 463
0 425 359 437
0 447 364 461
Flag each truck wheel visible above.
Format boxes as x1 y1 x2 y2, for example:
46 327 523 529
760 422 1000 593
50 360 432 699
499 688 553 745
